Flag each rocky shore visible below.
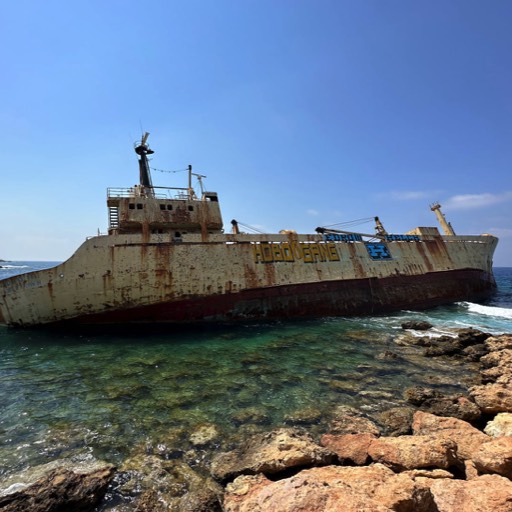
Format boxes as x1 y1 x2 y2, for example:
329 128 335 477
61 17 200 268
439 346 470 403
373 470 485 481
1 327 512 511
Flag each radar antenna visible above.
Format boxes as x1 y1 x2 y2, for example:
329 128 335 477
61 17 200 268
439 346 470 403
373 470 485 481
134 132 155 196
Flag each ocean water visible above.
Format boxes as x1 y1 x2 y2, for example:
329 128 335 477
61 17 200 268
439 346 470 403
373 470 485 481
0 262 511 502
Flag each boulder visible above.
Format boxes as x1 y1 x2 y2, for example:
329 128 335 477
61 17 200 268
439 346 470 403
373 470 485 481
320 433 376 465
223 464 436 512
484 413 512 437
470 383 512 414
472 437 512 478
411 411 490 460
367 435 460 471
429 474 512 512
0 458 115 512
210 428 335 482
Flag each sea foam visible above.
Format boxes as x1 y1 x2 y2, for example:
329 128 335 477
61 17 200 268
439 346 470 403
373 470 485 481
460 301 512 320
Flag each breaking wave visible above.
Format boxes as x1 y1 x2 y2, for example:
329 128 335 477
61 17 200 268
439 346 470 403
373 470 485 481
0 264 29 269
459 301 512 320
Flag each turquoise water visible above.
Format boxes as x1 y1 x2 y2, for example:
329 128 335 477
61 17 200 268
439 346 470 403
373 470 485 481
0 263 511 490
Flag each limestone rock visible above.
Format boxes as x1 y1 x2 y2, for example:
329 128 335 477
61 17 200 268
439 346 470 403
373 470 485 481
480 348 512 369
484 413 512 437
210 428 335 482
429 474 512 512
367 435 460 471
320 433 376 465
411 411 489 460
470 383 512 414
0 457 115 512
223 464 436 512
485 334 512 353
472 437 512 478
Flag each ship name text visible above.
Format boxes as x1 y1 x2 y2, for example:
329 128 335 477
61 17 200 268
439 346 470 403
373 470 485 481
253 242 340 263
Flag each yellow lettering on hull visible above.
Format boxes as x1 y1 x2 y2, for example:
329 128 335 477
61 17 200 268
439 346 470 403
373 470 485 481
252 242 340 263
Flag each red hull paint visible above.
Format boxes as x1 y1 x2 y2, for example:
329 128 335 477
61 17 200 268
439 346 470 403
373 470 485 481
57 268 496 326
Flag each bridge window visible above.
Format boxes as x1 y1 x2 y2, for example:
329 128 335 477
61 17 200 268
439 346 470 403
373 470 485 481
188 205 194 211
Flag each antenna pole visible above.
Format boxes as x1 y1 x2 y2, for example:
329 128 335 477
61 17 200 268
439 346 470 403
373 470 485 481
188 164 193 199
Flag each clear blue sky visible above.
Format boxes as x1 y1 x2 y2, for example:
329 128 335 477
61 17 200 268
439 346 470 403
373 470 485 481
1 0 511 266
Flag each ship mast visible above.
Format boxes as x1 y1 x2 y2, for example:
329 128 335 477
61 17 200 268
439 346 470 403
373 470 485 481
134 132 155 197
430 202 456 236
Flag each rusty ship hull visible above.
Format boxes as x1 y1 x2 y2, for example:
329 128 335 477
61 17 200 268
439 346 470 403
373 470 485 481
0 231 497 327
0 134 498 327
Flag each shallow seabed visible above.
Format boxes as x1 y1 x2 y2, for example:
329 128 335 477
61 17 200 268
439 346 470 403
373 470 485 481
0 317 478 476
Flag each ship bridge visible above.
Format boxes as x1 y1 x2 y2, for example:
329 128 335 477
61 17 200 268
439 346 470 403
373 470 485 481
106 133 223 238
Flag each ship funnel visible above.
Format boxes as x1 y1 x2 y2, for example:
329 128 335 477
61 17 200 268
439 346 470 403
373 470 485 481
430 202 455 236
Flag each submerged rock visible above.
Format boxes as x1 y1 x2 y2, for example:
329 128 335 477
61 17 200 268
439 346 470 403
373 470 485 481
325 405 381 436
0 457 115 512
376 406 415 436
189 423 220 447
119 453 222 511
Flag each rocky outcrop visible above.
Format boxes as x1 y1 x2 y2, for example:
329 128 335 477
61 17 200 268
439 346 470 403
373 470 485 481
211 428 335 482
0 458 115 512
218 333 512 511
470 340 512 413
223 464 436 512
